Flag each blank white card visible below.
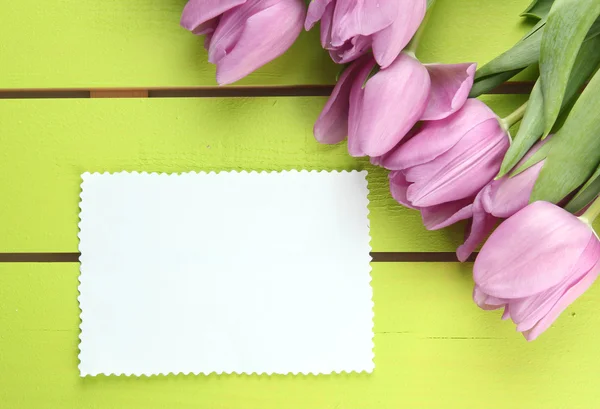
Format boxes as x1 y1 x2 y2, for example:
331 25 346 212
78 171 373 376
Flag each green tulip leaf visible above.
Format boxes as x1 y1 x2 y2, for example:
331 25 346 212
498 34 600 177
469 69 524 98
521 17 548 41
473 15 599 96
540 0 600 136
498 82 544 177
521 0 555 20
565 164 600 213
511 138 553 176
427 0 436 8
531 68 600 203
474 21 545 81
588 18 600 39
471 18 545 96
363 64 380 86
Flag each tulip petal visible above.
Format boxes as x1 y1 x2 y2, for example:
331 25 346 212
181 0 246 34
486 161 544 218
420 197 474 230
329 35 372 64
305 0 332 30
457 140 549 263
510 236 600 333
209 0 283 65
314 55 371 144
406 119 509 207
347 56 377 157
511 282 569 333
525 258 600 341
422 63 477 121
373 125 420 169
389 171 416 209
196 19 219 37
330 0 398 46
353 53 430 157
213 0 305 85
380 99 497 171
319 2 335 48
484 138 551 218
204 31 215 49
456 190 497 262
371 0 427 68
370 155 383 167
473 286 508 311
474 202 595 299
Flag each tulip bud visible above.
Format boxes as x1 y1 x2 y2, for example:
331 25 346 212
305 0 426 67
313 55 374 145
348 52 430 157
346 55 476 158
473 201 600 341
312 51 475 158
181 0 305 85
381 99 510 228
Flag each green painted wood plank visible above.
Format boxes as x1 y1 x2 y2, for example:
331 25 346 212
420 0 535 68
0 0 533 88
0 95 527 253
2 262 599 408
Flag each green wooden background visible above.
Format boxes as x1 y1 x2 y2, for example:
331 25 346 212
2 1 599 408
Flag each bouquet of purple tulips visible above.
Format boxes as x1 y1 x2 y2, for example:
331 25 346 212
181 0 600 341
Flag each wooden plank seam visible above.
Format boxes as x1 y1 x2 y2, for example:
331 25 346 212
0 83 535 99
0 253 476 263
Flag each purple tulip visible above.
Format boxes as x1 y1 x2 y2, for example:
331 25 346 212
313 54 374 145
473 201 600 341
348 52 429 157
314 53 476 157
380 99 509 229
305 0 427 68
456 139 549 262
181 0 305 85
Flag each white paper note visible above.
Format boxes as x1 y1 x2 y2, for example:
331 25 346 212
78 171 373 376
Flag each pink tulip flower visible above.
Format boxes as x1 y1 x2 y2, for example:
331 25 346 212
473 201 600 341
314 53 476 157
181 0 305 85
456 139 549 262
305 0 427 68
379 99 509 229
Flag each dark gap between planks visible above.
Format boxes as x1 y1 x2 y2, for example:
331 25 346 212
0 83 534 99
0 252 475 263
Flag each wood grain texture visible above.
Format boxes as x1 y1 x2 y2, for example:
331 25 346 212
1 262 599 408
0 0 535 88
0 95 529 253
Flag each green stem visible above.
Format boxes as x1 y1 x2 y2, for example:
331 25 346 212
501 102 528 130
405 2 436 56
580 195 600 226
